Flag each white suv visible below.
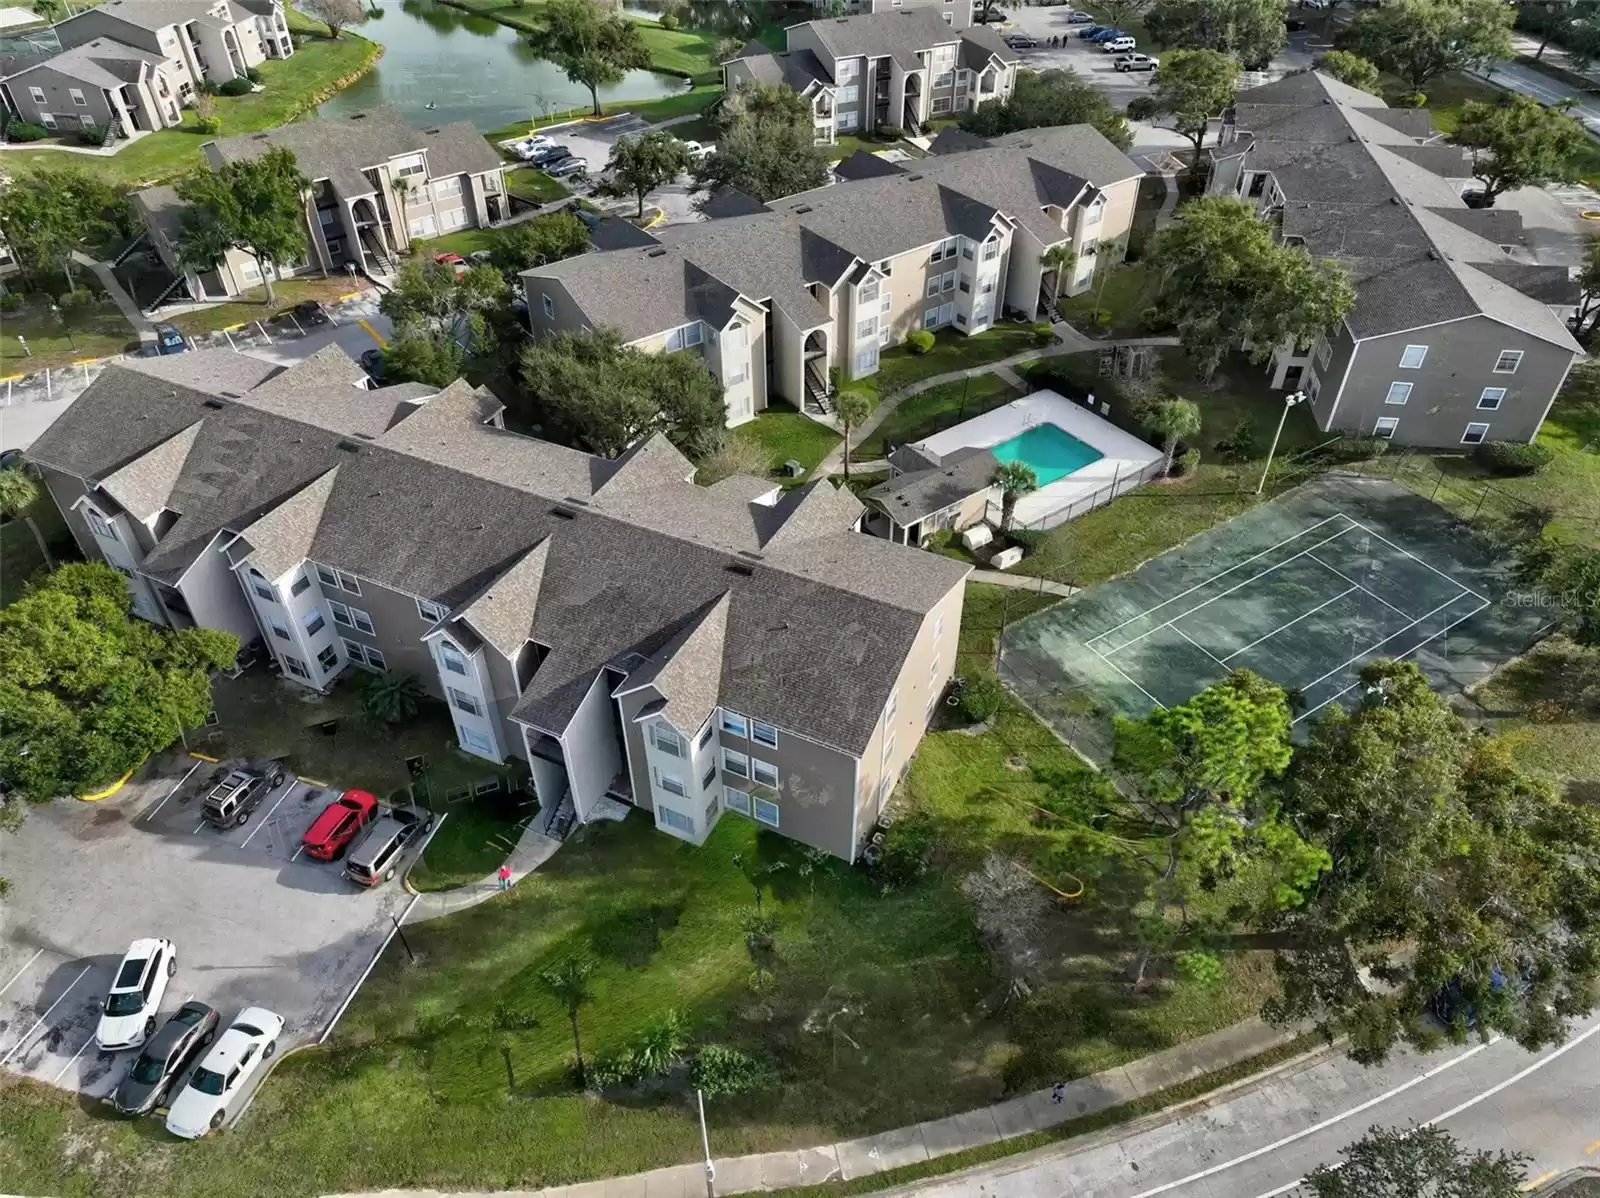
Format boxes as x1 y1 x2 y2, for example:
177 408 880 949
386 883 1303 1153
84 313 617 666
165 1007 285 1139
96 938 176 1050
1103 36 1137 53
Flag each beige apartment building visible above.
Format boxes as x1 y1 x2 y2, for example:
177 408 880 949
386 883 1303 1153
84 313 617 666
725 9 1017 145
24 346 969 861
524 123 1142 423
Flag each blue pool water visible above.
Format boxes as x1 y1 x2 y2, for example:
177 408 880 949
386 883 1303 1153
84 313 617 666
989 423 1104 486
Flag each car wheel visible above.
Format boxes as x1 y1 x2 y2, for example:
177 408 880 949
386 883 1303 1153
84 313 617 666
166 956 176 977
144 1016 156 1038
270 772 284 788
236 809 250 826
203 1029 215 1045
264 1040 276 1060
383 866 396 882
209 1110 225 1130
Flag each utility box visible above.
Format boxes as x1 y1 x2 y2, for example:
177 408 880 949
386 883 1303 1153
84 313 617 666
962 525 994 552
992 545 1024 570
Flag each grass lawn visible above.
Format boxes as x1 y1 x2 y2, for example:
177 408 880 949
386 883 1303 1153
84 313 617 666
825 133 923 163
732 400 841 476
1470 634 1600 792
412 226 499 257
506 165 573 204
166 276 363 336
1057 261 1157 339
441 0 722 81
858 371 1022 461
0 286 140 375
0 31 377 186
868 324 1045 399
486 85 722 143
409 785 536 892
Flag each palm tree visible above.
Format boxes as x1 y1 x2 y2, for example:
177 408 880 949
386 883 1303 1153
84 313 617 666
362 671 424 724
991 461 1038 533
539 954 596 1085
834 387 874 481
1145 399 1202 476
0 467 52 572
1040 244 1076 314
391 174 415 246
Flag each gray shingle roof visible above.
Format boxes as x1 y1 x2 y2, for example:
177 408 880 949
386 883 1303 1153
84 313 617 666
453 538 550 659
700 187 770 221
8 36 160 89
1473 262 1580 307
26 350 968 755
832 149 908 183
97 420 202 522
728 46 830 91
865 447 998 524
73 0 240 33
799 10 1018 71
586 213 660 251
619 591 730 738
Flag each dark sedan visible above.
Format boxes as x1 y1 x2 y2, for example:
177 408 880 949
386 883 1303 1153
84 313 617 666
113 1001 219 1116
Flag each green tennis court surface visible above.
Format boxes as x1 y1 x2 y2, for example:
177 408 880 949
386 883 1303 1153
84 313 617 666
999 476 1550 760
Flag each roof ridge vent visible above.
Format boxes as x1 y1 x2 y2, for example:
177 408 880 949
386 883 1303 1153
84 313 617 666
792 204 814 214
551 505 577 519
336 439 362 453
646 247 667 257
202 398 227 409
725 561 756 576
906 173 923 181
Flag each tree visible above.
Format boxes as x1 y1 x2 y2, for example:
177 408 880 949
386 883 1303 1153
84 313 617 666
1266 661 1600 1063
972 0 1013 24
0 168 130 291
301 0 367 38
1301 1125 1527 1197
834 387 874 481
959 68 1131 151
1144 398 1201 476
992 460 1037 532
1040 243 1076 313
539 954 596 1084
1451 94 1587 207
489 210 589 279
176 147 309 306
717 80 812 130
595 130 690 219
1095 0 1149 28
382 329 465 388
1147 197 1355 381
0 468 51 575
962 853 1048 1002
380 259 509 351
1313 50 1382 96
1514 538 1600 647
1126 49 1238 173
0 563 237 805
520 328 727 459
1572 237 1600 343
361 672 424 725
1145 0 1286 69
1342 0 1514 90
694 89 830 204
528 0 650 117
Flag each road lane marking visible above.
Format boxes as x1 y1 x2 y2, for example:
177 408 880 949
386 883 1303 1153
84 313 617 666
0 966 91 1065
0 949 44 999
49 1034 95 1084
319 891 423 1045
240 782 296 848
357 318 386 348
140 759 202 823
192 818 208 834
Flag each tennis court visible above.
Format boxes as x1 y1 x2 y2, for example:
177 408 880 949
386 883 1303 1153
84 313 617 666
1000 476 1549 758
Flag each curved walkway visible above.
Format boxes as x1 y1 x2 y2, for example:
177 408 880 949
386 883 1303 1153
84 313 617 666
406 814 562 922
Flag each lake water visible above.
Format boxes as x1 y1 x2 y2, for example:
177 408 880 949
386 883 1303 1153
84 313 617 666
315 0 683 132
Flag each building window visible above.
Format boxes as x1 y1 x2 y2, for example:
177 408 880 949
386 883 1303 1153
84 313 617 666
1461 422 1491 445
1478 387 1506 410
702 762 717 790
931 97 952 115
314 565 359 594
752 758 778 787
753 797 780 827
836 58 858 81
1493 350 1523 374
69 88 86 106
858 278 879 305
929 656 940 682
440 642 469 675
856 315 877 341
342 637 367 663
886 687 899 721
934 611 945 638
855 348 876 375
658 806 694 835
366 646 387 671
1399 344 1428 369
304 610 325 637
290 574 310 596
659 773 687 797
697 721 714 749
1384 382 1412 406
267 615 290 641
1315 338 1332 369
283 654 309 679
251 578 275 602
460 727 494 755
923 307 941 329
705 796 719 826
930 237 959 264
542 294 554 318
28 86 45 104
317 644 339 673
350 607 374 635
329 600 352 628
721 710 747 737
725 786 751 815
665 322 704 352
839 84 859 103
417 597 448 623
723 748 749 777
653 724 683 757
933 71 953 89
982 239 999 261
85 507 119 541
1374 416 1399 439
726 360 747 386
751 720 777 747
39 112 56 130
448 686 481 716
837 109 858 131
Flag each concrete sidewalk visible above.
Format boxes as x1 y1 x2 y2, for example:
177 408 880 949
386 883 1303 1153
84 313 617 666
970 570 1076 597
329 1018 1305 1198
406 812 562 922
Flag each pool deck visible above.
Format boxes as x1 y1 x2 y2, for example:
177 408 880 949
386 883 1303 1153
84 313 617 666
912 390 1162 526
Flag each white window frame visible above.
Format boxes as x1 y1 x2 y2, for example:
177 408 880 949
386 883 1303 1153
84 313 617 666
1493 350 1523 374
365 646 387 671
303 609 326 637
460 726 494 755
542 294 554 319
923 307 941 329
416 597 448 623
267 614 291 641
653 723 683 757
720 710 747 737
886 686 899 721
283 654 309 679
658 805 694 835
1374 416 1399 439
723 748 749 778
85 506 119 542
251 577 275 602
659 773 687 797
69 87 86 107
342 637 367 664
753 797 780 827
316 644 340 674
29 86 45 104
931 96 952 115
1478 387 1506 410
447 685 481 716
440 642 469 675
1384 382 1412 406
751 720 777 748
1399 344 1428 369
350 607 374 635
836 109 858 131
926 275 942 299
836 57 859 82
1461 422 1491 445
752 758 779 787
839 84 859 103
329 600 352 628
725 786 751 815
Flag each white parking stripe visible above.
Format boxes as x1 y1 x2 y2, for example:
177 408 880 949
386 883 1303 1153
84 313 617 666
0 949 44 999
49 1034 95 1084
240 782 296 848
0 965 91 1065
192 818 208 834
140 759 203 823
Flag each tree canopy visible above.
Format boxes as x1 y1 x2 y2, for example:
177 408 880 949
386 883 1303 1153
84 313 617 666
1451 94 1588 207
0 563 237 806
958 68 1131 151
519 328 728 459
487 210 589 279
1145 0 1286 69
694 84 830 204
1147 197 1355 381
176 146 309 305
528 0 650 117
1126 49 1239 170
1313 50 1382 95
1342 0 1514 89
379 258 509 350
0 168 130 291
300 0 365 38
1301 1125 1527 1197
595 130 690 219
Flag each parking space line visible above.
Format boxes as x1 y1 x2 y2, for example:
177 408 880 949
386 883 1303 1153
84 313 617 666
240 782 296 848
49 1033 95 1084
141 759 203 824
192 818 208 834
320 891 422 1044
0 949 44 999
291 844 305 862
0 965 90 1065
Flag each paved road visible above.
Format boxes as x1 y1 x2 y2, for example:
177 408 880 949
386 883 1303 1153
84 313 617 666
892 1017 1600 1197
1474 60 1600 138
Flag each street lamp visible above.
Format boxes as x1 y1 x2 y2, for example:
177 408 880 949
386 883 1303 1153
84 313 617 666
697 1088 715 1198
50 301 75 350
1256 389 1306 496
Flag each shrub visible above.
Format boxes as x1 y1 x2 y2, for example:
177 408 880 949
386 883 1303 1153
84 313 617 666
1140 305 1174 334
245 66 262 82
7 122 49 142
877 124 903 139
632 1010 688 1077
1214 419 1259 463
905 329 936 354
584 1052 637 1091
198 78 219 95
1397 91 1427 108
218 76 253 96
75 127 104 146
1172 447 1202 477
691 1044 772 1098
0 291 24 314
195 115 222 134
55 288 96 312
1475 439 1554 476
1089 307 1112 328
1029 320 1055 344
658 11 680 29
1008 527 1047 554
874 809 936 891
1326 436 1389 463
957 668 1004 724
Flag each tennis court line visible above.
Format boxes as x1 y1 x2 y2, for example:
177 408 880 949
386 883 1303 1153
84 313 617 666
1223 585 1358 663
1294 596 1493 724
1088 641 1169 710
1304 554 1415 619
1096 523 1359 656
1087 513 1353 645
1346 518 1492 606
1173 625 1232 671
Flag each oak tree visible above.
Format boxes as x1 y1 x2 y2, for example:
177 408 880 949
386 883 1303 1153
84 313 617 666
1342 0 1514 90
176 146 310 305
1452 94 1588 207
528 0 650 117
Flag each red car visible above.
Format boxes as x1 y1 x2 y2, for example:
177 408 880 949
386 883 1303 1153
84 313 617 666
433 252 464 265
302 789 379 861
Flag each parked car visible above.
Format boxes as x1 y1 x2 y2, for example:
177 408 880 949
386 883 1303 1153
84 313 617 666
1003 33 1037 49
1064 9 1094 22
96 938 176 1051
155 325 187 355
1102 36 1137 52
547 156 589 178
1089 27 1127 42
345 804 434 887
301 789 380 862
359 348 385 382
164 1007 284 1139
527 143 571 165
511 134 554 159
1114 53 1159 71
291 299 328 327
467 249 495 265
675 138 714 161
113 1001 218 1116
200 764 284 829
1078 25 1110 39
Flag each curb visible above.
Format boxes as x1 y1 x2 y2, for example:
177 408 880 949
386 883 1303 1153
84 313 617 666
77 767 135 802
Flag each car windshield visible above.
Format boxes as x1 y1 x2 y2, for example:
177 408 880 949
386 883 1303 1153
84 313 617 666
232 1022 263 1038
174 1006 203 1026
105 990 146 1015
130 1052 167 1084
190 1066 226 1095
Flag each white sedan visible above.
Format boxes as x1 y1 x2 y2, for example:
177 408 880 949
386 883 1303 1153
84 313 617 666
511 134 555 160
96 938 176 1051
164 1007 284 1139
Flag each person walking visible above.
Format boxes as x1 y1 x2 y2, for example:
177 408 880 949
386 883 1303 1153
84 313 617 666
498 862 512 891
1051 1082 1065 1104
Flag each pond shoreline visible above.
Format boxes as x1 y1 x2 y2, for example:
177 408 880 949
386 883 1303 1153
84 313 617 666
433 0 711 82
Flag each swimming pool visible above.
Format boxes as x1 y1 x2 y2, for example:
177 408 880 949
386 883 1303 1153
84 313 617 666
990 422 1104 486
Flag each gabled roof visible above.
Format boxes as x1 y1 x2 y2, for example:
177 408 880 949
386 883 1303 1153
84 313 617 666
798 10 1019 71
97 421 202 523
67 0 241 33
235 468 339 581
727 45 831 91
866 447 998 525
700 187 770 221
620 592 731 738
452 538 550 659
832 149 909 183
7 36 159 89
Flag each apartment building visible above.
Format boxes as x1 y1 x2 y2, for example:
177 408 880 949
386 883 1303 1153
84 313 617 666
0 0 292 137
725 9 1016 145
133 107 507 301
524 123 1142 423
24 345 969 860
1208 71 1583 447
815 0 975 31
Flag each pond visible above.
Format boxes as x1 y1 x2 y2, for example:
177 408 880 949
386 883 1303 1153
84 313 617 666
315 0 683 131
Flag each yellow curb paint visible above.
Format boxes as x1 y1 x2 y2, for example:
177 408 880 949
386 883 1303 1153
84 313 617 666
222 322 247 333
1587 1138 1600 1155
357 318 387 348
643 207 667 230
69 357 106 368
1522 1170 1559 1191
79 768 135 802
0 374 23 383
298 777 329 788
188 751 220 763
336 290 363 300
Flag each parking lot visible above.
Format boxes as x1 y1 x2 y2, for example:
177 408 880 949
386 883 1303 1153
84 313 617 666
0 753 434 1124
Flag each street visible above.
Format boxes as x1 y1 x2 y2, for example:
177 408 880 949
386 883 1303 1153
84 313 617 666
893 1018 1600 1197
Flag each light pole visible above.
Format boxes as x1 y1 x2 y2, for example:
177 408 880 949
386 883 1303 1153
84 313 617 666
697 1088 715 1198
1256 389 1306 496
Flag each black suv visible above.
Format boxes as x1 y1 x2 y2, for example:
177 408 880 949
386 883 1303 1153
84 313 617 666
201 764 285 828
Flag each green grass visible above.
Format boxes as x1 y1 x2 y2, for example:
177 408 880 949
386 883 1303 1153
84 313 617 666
858 372 1022 461
409 786 534 892
1404 72 1502 136
1057 262 1157 338
0 285 140 374
867 324 1045 399
733 400 841 475
483 84 722 143
0 32 378 186
439 0 722 81
506 166 573 204
167 276 364 336
410 226 499 257
824 133 922 163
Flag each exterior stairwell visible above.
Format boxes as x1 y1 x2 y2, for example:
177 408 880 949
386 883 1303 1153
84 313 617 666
804 357 832 416
542 787 576 841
